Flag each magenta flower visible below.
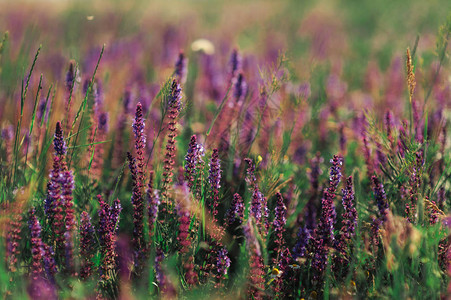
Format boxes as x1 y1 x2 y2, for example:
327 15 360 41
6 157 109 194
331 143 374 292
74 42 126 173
28 209 44 280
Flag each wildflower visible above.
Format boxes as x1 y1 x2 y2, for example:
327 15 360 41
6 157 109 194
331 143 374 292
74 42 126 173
184 135 205 190
340 176 357 241
293 226 311 259
64 60 78 133
216 247 231 276
208 149 222 221
233 72 247 105
372 176 388 224
228 48 242 81
244 158 257 189
5 212 22 273
97 195 122 284
60 169 75 272
226 193 244 226
250 187 263 224
174 51 188 84
54 121 66 156
65 60 77 93
270 267 282 279
127 151 145 268
80 211 95 280
28 209 44 280
42 243 57 284
312 155 342 279
161 79 182 204
273 192 287 261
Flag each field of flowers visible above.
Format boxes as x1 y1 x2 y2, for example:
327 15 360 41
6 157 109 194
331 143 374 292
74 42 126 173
2 0 451 299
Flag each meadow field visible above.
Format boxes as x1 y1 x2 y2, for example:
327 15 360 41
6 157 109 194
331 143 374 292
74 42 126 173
2 0 451 299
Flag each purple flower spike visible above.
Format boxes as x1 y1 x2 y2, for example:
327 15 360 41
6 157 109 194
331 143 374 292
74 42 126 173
250 187 263 224
174 51 188 84
340 176 357 241
65 60 77 93
372 176 389 223
226 193 244 226
184 135 205 190
80 211 95 279
293 226 311 259
233 72 247 105
162 79 183 203
28 209 44 280
229 48 242 81
312 154 343 279
216 248 231 275
53 121 66 156
208 149 222 221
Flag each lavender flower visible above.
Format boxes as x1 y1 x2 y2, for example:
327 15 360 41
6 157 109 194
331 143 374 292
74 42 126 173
60 169 75 271
250 187 263 224
340 176 357 241
228 48 242 81
174 51 188 84
162 79 182 203
184 135 205 190
65 60 77 93
208 149 222 221
233 72 247 105
244 158 257 190
129 102 147 268
216 248 231 275
80 211 95 279
226 193 244 226
42 243 57 284
53 121 66 156
292 226 311 259
372 176 388 224
45 156 61 221
312 155 342 279
97 195 122 285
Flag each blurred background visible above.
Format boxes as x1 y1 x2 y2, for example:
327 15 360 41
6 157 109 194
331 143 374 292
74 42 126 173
1 0 450 88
